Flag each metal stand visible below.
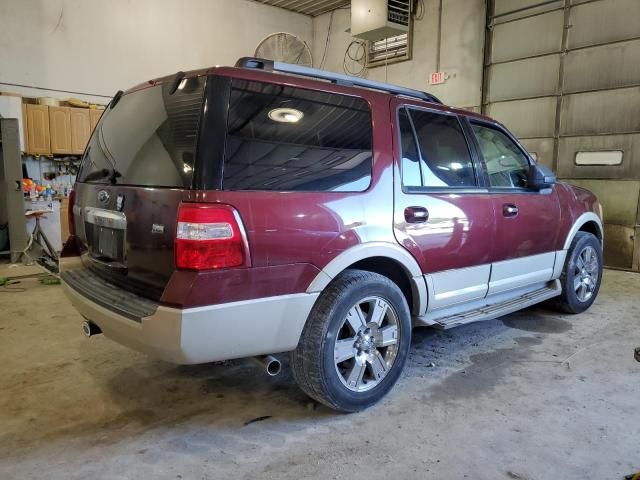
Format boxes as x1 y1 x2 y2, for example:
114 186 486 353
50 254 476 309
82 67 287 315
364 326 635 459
26 210 58 262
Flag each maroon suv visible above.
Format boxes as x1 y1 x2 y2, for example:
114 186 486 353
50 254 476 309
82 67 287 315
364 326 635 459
61 58 604 412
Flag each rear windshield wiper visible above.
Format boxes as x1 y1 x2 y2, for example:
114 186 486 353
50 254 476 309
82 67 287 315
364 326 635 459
83 167 122 184
108 167 122 184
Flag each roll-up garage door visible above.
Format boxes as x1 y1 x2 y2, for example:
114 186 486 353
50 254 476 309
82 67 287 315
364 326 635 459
482 0 640 270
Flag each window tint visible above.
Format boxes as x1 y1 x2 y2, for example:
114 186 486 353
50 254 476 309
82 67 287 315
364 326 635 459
409 109 476 188
398 108 422 188
78 76 205 187
223 80 372 192
472 123 530 189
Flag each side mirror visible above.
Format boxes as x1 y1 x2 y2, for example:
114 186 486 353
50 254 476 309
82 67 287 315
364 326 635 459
528 164 556 190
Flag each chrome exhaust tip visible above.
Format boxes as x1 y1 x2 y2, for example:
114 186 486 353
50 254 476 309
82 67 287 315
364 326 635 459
249 355 282 376
82 320 102 337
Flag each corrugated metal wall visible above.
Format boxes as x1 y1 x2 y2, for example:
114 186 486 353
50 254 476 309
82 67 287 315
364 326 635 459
482 0 640 270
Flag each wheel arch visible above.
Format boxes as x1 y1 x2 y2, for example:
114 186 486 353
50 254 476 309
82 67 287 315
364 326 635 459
306 242 427 316
563 212 604 250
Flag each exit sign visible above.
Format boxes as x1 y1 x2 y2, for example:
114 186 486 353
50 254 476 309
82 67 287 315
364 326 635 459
430 72 445 85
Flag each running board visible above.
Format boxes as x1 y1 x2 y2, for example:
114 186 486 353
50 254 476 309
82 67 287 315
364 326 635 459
420 280 562 330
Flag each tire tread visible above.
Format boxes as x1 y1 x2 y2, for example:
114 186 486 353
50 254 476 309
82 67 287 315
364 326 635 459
291 270 408 412
550 231 602 314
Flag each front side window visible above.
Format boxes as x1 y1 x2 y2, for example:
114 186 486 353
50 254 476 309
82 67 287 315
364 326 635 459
471 123 531 189
408 109 476 188
223 80 373 192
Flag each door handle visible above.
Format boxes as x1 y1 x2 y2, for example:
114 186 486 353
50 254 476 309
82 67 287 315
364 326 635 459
404 206 429 223
503 203 518 217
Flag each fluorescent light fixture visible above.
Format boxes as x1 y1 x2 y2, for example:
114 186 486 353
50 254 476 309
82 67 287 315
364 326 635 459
268 107 304 123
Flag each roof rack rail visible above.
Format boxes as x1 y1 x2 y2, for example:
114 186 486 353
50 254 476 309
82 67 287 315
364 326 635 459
235 57 442 104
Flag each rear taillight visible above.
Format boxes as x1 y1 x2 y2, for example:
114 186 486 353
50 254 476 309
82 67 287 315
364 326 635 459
175 203 248 270
67 189 76 238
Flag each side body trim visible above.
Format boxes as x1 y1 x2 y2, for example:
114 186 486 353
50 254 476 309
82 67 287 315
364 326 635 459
306 242 428 315
552 250 568 279
422 250 567 321
425 264 490 311
165 293 319 363
488 252 555 296
563 212 603 250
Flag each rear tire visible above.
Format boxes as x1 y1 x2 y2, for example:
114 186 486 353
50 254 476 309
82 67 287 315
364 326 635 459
291 269 411 413
552 231 602 314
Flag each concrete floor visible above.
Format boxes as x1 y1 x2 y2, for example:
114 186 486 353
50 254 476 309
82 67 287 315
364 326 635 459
0 267 639 480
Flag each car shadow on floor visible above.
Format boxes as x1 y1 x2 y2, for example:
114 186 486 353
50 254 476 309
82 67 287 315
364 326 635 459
97 306 570 427
1 305 574 456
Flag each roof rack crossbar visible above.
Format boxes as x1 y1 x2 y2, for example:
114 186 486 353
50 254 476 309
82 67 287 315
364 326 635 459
235 57 442 104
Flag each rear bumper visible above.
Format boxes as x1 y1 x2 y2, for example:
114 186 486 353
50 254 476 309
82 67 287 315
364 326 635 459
62 279 318 364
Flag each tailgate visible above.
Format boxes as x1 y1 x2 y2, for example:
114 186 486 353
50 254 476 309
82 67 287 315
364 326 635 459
72 75 206 300
73 183 185 300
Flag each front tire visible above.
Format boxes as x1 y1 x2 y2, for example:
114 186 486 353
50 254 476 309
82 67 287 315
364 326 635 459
553 231 603 314
291 270 411 413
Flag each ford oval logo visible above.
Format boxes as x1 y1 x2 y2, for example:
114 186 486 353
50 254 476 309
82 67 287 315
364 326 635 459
98 190 110 204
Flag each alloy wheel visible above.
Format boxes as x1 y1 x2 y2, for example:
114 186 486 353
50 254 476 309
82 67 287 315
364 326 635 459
333 296 400 392
574 245 599 302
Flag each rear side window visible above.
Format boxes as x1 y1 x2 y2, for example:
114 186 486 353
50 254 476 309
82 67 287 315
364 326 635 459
406 108 476 188
78 76 205 187
398 108 422 188
223 79 373 192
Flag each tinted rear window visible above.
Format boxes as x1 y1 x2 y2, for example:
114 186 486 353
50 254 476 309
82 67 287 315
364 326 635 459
77 76 205 187
222 79 373 192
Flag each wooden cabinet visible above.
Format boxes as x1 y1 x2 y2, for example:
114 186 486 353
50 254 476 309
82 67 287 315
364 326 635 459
49 106 72 155
90 109 103 133
21 103 29 153
23 104 101 156
25 104 51 155
70 108 91 154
